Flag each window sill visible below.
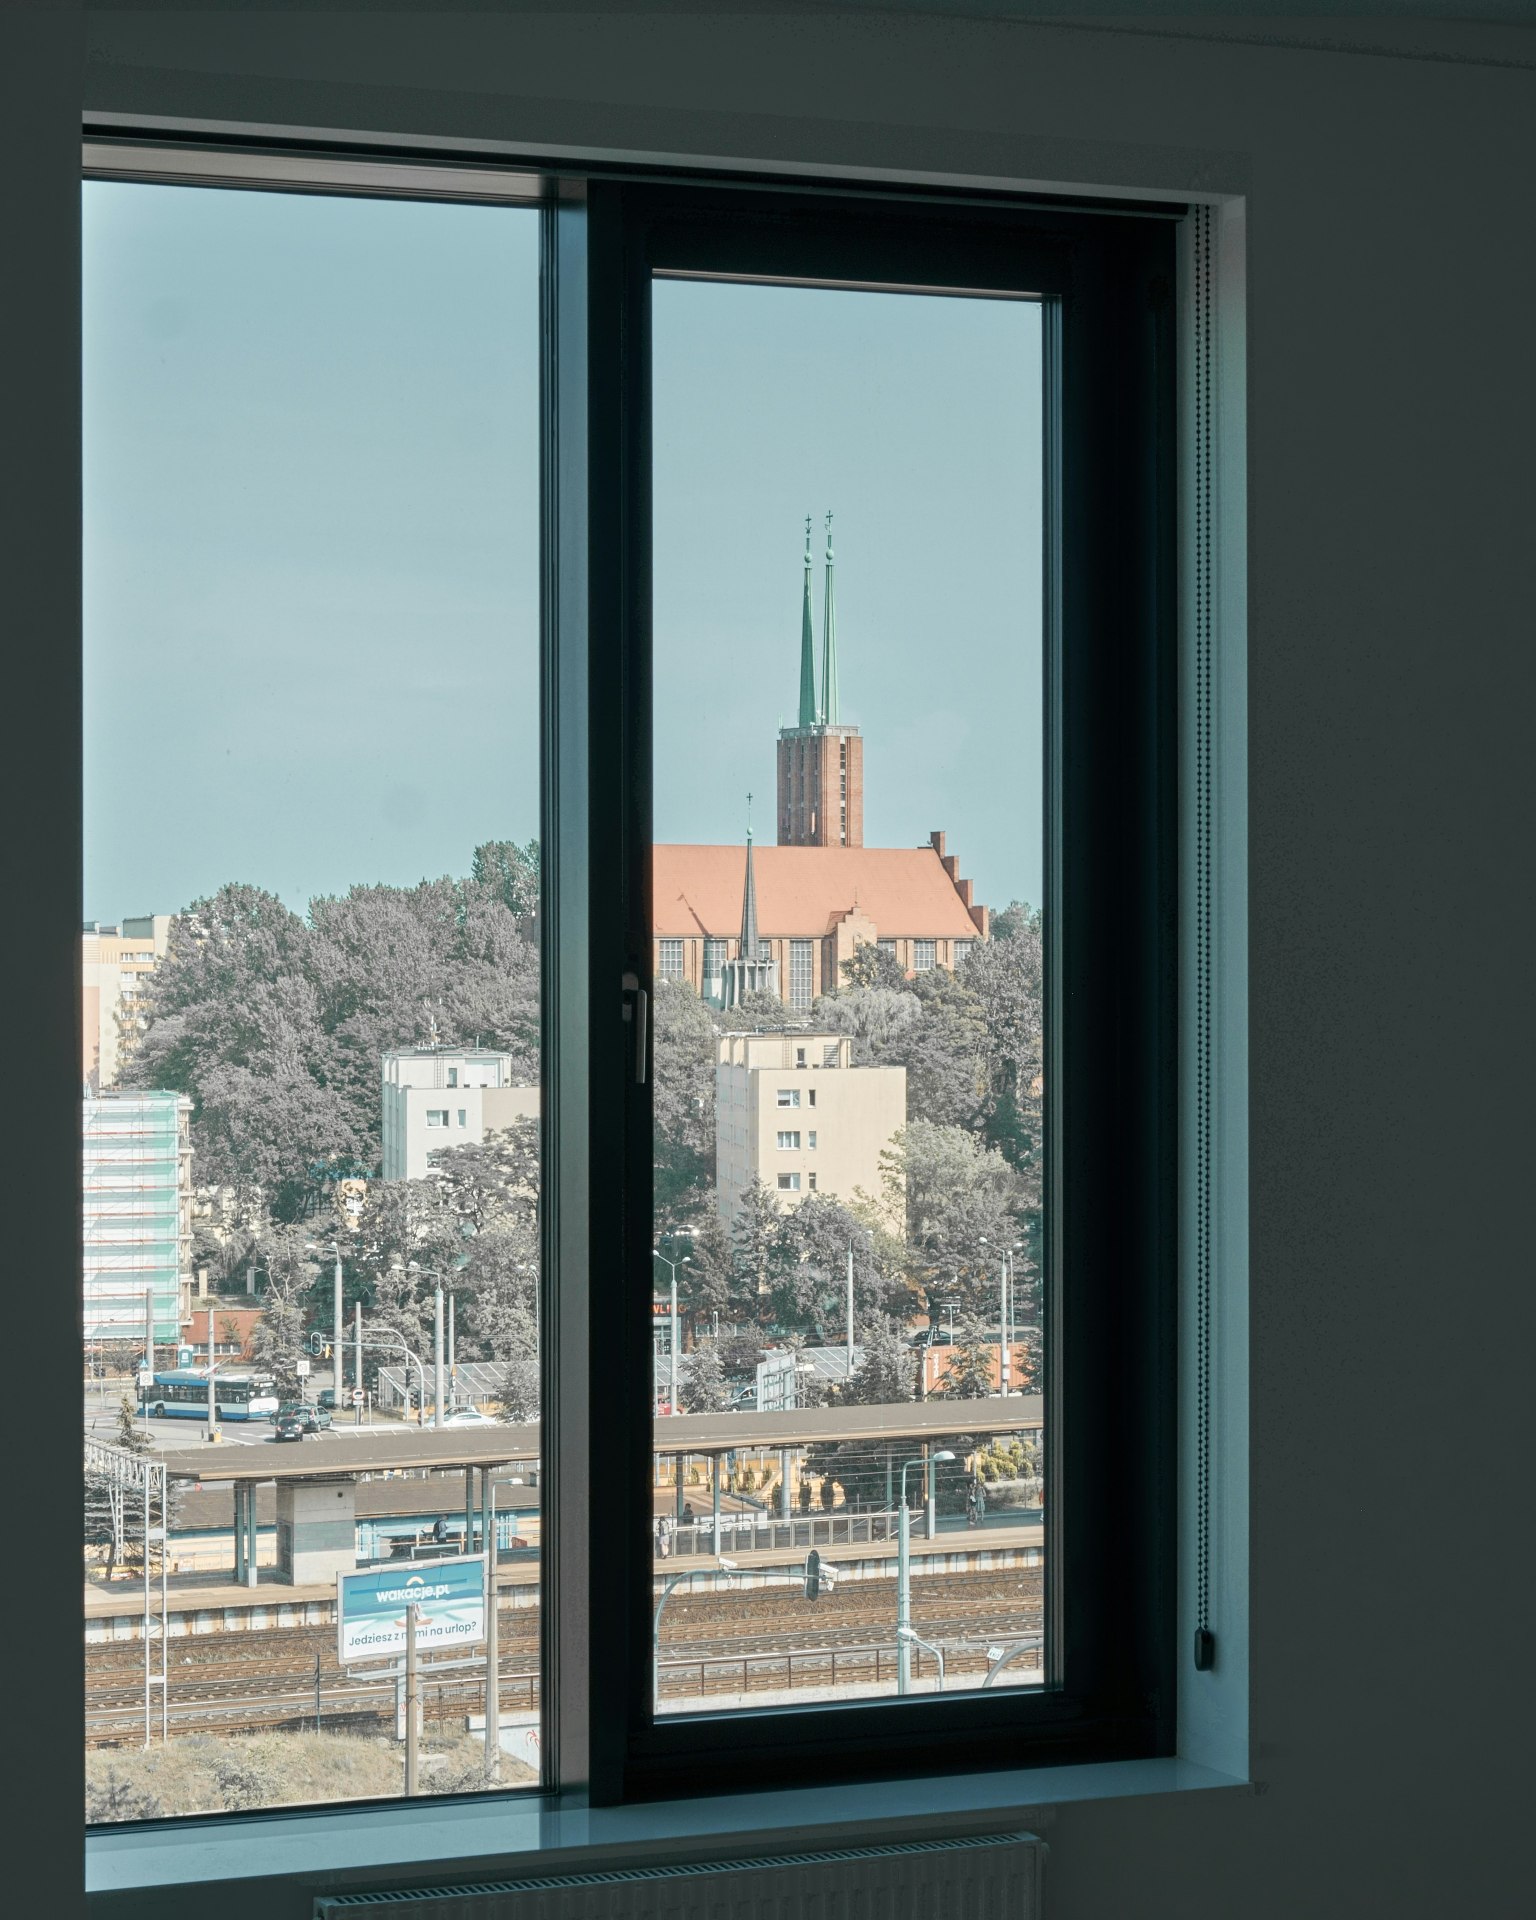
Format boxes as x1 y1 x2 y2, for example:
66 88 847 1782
87 1759 1248 1899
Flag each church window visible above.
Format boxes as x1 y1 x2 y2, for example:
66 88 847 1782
913 939 936 971
789 939 814 1009
658 938 683 979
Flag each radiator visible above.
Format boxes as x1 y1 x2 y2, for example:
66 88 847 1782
315 1829 1044 1920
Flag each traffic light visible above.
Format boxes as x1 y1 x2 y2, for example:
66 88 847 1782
804 1548 822 1602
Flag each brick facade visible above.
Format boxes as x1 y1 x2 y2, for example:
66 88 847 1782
776 725 864 847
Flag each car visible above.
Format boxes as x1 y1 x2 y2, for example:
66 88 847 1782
273 1404 308 1442
273 1401 332 1440
440 1407 500 1428
318 1388 337 1411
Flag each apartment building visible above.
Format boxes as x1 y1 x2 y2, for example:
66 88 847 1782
715 1030 905 1228
81 914 171 1091
381 1046 540 1181
82 1088 192 1347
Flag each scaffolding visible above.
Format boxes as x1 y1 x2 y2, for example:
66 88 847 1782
85 1437 169 1746
82 1091 192 1348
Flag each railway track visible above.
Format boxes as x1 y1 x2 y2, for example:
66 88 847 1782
86 1569 1042 1743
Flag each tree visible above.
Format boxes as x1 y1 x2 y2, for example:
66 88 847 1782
767 1194 906 1339
86 1771 165 1824
840 1318 918 1406
840 941 909 991
729 1178 786 1319
933 1317 996 1400
882 1119 1026 1316
683 1336 730 1414
652 981 718 1227
962 901 1044 1193
471 838 541 919
250 1269 313 1401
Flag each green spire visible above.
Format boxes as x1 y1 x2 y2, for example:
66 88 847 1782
797 515 817 728
820 510 839 725
739 793 760 956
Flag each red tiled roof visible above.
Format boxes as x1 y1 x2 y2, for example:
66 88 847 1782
652 845 980 939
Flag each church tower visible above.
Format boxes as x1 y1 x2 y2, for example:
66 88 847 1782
776 513 864 847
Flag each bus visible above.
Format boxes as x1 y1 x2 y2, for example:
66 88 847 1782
138 1369 279 1421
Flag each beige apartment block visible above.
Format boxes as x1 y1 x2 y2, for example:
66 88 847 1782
381 1047 540 1181
716 1030 905 1230
81 915 171 1091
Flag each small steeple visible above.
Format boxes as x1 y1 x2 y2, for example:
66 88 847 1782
820 511 839 726
739 792 760 958
797 515 817 728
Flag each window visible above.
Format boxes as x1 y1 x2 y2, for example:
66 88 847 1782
76 143 1176 1842
83 158 543 1822
795 1046 807 1066
789 939 814 1009
807 1130 817 1149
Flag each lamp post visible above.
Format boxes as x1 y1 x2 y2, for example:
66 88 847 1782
305 1235 346 1405
406 1261 446 1428
897 1450 954 1695
653 1249 691 1415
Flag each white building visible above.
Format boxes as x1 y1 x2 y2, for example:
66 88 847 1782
381 1047 540 1181
715 1030 905 1228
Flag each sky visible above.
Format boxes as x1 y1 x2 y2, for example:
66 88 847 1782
84 183 1042 926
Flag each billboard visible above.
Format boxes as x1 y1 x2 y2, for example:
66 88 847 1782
337 1555 486 1663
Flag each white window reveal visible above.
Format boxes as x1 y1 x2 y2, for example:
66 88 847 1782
777 1130 801 1150
425 1109 448 1128
776 1088 800 1109
777 1173 801 1192
457 1108 468 1127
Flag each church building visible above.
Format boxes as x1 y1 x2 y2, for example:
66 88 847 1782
653 517 989 1012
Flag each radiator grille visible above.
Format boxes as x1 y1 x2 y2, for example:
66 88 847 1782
316 1829 1043 1920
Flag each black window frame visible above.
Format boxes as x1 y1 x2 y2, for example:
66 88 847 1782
73 145 1178 1835
572 177 1178 1804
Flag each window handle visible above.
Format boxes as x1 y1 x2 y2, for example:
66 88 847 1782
622 971 648 1084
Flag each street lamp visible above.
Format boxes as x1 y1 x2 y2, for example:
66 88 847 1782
653 1249 691 1415
897 1450 954 1695
406 1260 453 1428
305 1235 346 1408
654 1557 738 1712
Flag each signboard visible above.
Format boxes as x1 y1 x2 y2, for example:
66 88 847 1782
337 1555 486 1664
351 1388 365 1406
296 1358 311 1376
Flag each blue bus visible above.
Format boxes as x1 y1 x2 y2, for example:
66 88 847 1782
138 1369 279 1421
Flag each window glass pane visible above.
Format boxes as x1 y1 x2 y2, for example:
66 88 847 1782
651 275 1043 1715
83 180 542 1817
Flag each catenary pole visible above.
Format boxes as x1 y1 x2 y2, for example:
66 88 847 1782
333 1242 343 1409
846 1244 855 1377
404 1603 420 1795
433 1283 445 1430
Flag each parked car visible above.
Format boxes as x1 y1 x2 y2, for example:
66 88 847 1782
318 1388 337 1410
305 1402 333 1431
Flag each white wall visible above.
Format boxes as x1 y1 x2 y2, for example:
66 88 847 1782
34 10 1536 1916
